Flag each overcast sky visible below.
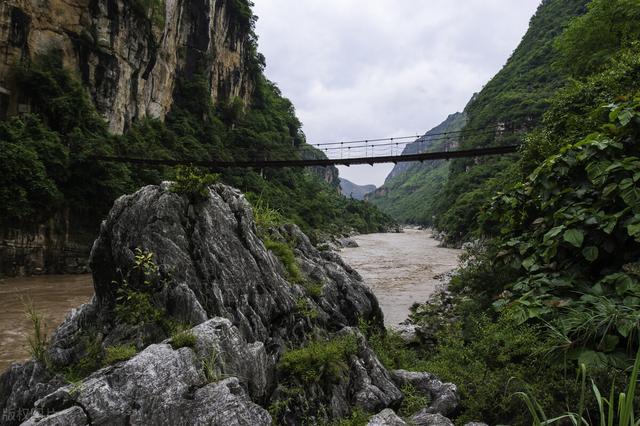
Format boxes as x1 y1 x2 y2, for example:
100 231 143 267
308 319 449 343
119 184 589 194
252 1 541 186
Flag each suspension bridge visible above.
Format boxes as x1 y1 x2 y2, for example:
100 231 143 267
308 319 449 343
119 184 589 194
92 125 521 169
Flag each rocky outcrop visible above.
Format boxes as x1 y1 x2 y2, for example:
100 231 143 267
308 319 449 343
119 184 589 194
0 0 254 133
390 370 458 417
0 182 467 425
368 408 407 426
0 183 392 425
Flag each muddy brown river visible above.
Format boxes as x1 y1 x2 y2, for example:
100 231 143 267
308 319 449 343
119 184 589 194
0 274 93 372
341 228 461 327
0 229 458 372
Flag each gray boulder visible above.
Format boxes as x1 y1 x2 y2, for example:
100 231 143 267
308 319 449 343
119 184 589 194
22 406 88 426
367 408 407 425
23 319 271 425
410 412 454 426
394 323 420 344
464 423 489 426
390 370 458 416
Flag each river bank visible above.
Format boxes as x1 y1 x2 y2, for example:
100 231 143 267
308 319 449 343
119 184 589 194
0 275 93 372
340 228 461 327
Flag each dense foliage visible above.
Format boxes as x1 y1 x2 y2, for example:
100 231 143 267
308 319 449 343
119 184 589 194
390 1 640 424
0 7 393 238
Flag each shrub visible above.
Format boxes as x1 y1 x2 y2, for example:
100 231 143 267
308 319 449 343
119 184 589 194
279 335 358 384
170 166 219 202
170 330 197 349
398 384 429 418
420 313 572 425
113 248 166 325
103 344 137 366
517 349 640 425
248 195 284 233
331 408 371 426
295 297 319 320
264 238 304 284
62 334 103 381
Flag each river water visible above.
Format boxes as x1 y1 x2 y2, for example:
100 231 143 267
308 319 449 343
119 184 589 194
0 229 458 371
0 274 93 372
341 228 461 327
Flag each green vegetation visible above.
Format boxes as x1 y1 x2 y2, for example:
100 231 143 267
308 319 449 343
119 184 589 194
102 344 137 366
170 330 197 349
113 248 165 325
397 384 429 418
279 335 358 384
62 334 103 382
331 408 370 426
0 4 393 239
170 166 219 203
202 348 221 383
295 297 319 320
518 350 640 425
23 300 49 366
264 238 304 284
387 2 640 423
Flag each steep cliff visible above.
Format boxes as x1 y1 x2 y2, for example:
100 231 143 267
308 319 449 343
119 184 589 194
0 0 394 277
0 0 254 134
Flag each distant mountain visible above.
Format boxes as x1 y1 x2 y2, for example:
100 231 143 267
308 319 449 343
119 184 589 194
340 178 376 200
366 111 467 224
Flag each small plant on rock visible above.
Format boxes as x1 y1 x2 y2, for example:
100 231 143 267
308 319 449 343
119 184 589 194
279 334 358 384
170 165 220 203
23 299 50 367
103 344 137 366
202 348 221 383
170 329 197 349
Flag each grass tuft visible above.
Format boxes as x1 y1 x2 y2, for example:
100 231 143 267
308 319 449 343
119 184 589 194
103 344 137 366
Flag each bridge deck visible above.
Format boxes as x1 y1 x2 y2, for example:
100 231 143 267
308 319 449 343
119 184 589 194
93 145 519 169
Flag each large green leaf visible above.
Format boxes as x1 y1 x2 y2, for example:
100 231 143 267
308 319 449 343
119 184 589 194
621 185 640 207
563 228 584 248
582 246 599 262
543 226 565 243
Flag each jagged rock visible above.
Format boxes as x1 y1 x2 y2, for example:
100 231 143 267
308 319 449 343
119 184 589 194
464 423 489 426
338 237 359 248
348 329 403 412
390 370 458 416
367 408 407 425
0 360 65 425
21 406 88 426
410 412 454 426
42 183 382 363
22 319 271 425
0 183 392 425
394 323 419 344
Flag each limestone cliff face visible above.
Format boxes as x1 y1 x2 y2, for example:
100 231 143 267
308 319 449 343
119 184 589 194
0 0 254 133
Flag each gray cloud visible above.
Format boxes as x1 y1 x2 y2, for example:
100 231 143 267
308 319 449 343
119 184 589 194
252 0 541 186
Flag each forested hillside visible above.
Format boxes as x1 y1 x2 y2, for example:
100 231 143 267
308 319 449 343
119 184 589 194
381 1 640 423
0 0 393 275
367 111 466 225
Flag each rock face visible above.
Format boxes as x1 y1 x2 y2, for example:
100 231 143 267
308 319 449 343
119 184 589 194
0 0 254 133
390 370 459 417
0 183 395 425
